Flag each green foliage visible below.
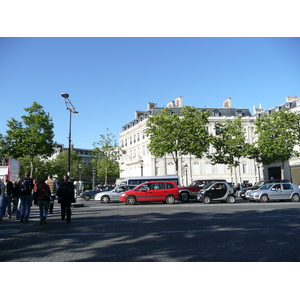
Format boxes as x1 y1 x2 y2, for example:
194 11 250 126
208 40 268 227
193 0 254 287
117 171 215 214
254 109 300 165
145 106 210 173
1 101 55 174
92 129 121 184
207 116 247 168
50 149 82 179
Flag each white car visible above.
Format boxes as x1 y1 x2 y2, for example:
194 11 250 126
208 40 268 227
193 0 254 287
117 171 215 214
247 182 300 203
94 185 137 203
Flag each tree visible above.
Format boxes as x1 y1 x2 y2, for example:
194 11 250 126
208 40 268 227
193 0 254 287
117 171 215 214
145 106 210 174
253 109 300 179
207 116 247 183
50 149 82 179
2 101 55 175
92 130 121 185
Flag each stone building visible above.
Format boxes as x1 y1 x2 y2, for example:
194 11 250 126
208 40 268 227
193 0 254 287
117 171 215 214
119 96 262 186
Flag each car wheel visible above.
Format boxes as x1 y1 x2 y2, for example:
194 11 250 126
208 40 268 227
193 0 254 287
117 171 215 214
226 195 235 204
165 195 175 204
202 196 211 204
101 195 110 203
84 195 90 201
126 196 136 205
260 194 269 203
292 193 300 202
180 192 189 202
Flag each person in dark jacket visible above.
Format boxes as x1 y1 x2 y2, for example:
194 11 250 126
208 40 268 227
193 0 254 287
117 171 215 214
57 175 75 223
17 171 34 223
0 174 14 220
36 178 51 225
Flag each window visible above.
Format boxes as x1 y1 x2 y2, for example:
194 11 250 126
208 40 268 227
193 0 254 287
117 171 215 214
283 184 293 190
213 110 220 117
166 182 175 189
153 182 165 190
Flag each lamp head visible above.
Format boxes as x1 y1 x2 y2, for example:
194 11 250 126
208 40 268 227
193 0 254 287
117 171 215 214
61 93 69 98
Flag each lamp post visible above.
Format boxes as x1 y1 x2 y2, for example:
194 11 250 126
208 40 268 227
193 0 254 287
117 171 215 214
184 163 188 186
140 159 144 176
61 93 78 177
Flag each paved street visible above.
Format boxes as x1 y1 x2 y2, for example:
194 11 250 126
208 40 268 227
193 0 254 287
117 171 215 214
1 198 300 262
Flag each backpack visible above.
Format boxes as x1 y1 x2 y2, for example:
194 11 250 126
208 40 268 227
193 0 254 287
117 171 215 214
20 178 32 192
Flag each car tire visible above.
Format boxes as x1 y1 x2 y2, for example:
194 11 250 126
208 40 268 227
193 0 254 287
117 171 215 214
180 192 189 202
292 193 300 202
202 196 211 204
226 195 235 204
126 196 136 205
101 195 110 203
84 195 90 201
165 195 175 204
260 194 269 203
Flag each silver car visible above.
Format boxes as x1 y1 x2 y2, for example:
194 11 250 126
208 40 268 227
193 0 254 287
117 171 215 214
247 182 300 203
94 185 137 203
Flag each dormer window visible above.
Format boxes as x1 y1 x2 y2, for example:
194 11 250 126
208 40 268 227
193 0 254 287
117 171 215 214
236 110 244 116
213 109 220 117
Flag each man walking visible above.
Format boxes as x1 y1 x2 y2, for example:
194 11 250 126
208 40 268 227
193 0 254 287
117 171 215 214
57 175 75 223
18 171 34 223
0 175 14 220
46 175 57 214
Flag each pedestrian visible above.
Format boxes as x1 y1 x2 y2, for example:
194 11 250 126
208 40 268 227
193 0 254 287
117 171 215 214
36 177 51 225
57 175 75 223
0 174 14 220
11 180 19 214
17 171 34 223
46 175 57 214
32 179 38 206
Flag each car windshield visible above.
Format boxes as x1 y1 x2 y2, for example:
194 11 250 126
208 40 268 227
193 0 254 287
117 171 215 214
259 183 274 190
253 181 266 188
190 180 205 187
202 182 215 190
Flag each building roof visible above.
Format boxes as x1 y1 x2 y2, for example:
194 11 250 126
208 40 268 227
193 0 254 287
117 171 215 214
122 106 252 132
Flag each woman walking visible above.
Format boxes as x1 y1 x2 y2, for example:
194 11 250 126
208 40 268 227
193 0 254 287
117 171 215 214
36 178 51 225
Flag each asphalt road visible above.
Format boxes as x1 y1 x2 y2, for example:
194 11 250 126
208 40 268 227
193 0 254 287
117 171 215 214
1 197 300 262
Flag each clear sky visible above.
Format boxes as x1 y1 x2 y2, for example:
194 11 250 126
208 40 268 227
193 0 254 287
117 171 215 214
0 37 299 150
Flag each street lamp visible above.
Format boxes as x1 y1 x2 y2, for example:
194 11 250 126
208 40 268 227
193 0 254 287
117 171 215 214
61 93 78 177
183 163 188 186
140 159 144 176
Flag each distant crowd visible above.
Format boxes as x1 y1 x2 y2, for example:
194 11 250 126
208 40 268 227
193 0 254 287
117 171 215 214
0 172 75 224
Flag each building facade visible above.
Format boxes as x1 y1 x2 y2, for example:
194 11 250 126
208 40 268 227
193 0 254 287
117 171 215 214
119 97 263 186
254 96 300 184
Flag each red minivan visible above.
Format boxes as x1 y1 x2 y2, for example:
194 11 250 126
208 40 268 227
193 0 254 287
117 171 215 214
119 181 180 205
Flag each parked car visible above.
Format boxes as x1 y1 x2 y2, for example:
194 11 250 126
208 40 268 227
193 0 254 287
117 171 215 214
246 182 300 203
119 181 180 205
179 179 227 202
196 181 236 204
240 179 291 200
81 186 114 201
94 185 137 202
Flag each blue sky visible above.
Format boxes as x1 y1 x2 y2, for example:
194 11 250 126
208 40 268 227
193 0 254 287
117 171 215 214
1 37 299 150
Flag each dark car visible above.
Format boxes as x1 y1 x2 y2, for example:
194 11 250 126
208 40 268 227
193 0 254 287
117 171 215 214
196 181 236 204
179 179 227 202
240 179 291 200
81 186 114 201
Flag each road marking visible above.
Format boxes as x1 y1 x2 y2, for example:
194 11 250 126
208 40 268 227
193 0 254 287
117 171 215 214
162 228 265 233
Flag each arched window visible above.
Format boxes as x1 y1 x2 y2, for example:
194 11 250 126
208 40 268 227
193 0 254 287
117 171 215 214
192 161 201 175
167 162 175 174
